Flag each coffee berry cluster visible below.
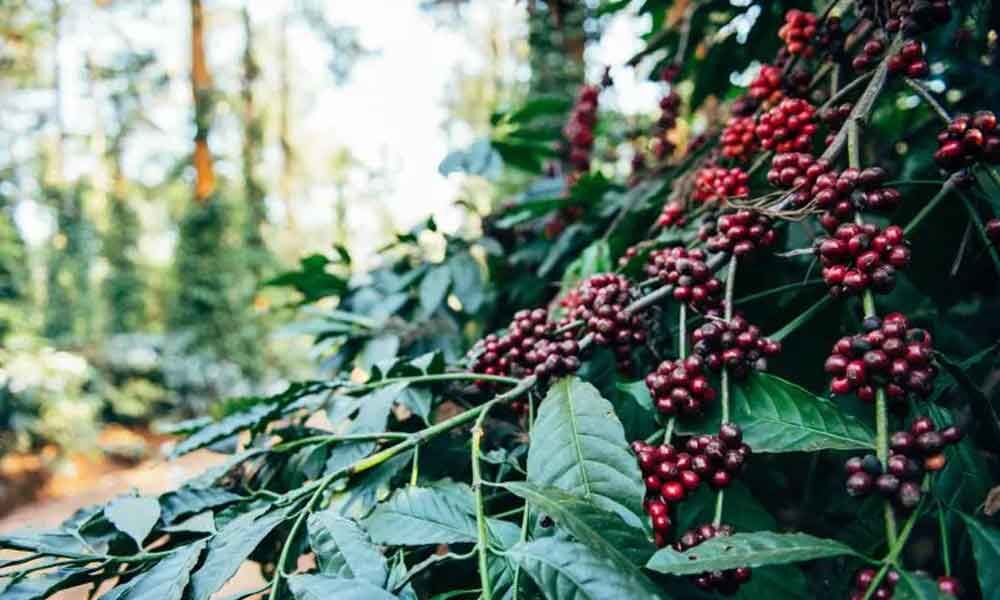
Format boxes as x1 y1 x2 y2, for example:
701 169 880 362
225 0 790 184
882 0 952 35
692 314 781 379
632 423 749 546
675 523 752 595
693 166 750 203
701 209 778 258
470 308 580 383
887 39 930 79
644 247 722 312
720 116 758 162
852 35 886 72
644 356 716 417
845 417 962 510
651 90 681 161
848 567 900 600
655 200 686 229
778 10 819 57
815 223 910 296
826 312 936 404
562 85 599 179
933 111 1000 171
567 274 646 371
755 98 818 153
820 103 853 145
811 167 903 232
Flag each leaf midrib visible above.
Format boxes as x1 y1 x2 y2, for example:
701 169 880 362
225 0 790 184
563 380 593 498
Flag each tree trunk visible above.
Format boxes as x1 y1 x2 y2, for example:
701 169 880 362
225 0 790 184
190 0 215 202
242 6 267 278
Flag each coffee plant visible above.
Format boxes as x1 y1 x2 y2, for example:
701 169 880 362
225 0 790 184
3 1 1000 599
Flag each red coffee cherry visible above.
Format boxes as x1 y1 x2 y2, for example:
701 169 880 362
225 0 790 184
826 313 937 407
692 314 781 379
852 34 886 72
470 308 581 389
934 111 1000 171
986 218 1000 249
563 85 600 181
820 102 853 145
655 200 686 230
756 98 818 153
701 209 778 258
849 567 900 600
652 89 682 161
779 9 818 57
721 116 759 162
809 167 902 232
693 166 751 203
644 247 723 312
749 64 785 107
768 152 832 210
644 356 717 417
886 0 953 35
675 523 752 594
815 223 910 296
937 576 962 597
567 274 646 371
888 39 930 79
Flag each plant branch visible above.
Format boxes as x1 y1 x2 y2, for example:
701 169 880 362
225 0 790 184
472 400 498 600
903 78 951 123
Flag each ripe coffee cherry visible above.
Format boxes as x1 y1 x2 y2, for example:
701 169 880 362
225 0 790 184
815 223 910 296
651 90 682 161
768 152 832 209
563 85 600 180
885 0 953 35
778 9 819 57
756 98 818 153
820 102 853 145
675 523 752 594
692 314 781 379
808 167 902 232
693 166 751 203
849 567 900 600
888 39 930 79
645 356 717 417
934 111 1000 171
470 308 581 397
749 64 785 107
655 200 686 230
700 209 778 258
986 218 1000 249
852 34 886 72
826 313 936 406
721 116 759 162
568 274 646 371
644 247 723 312
937 576 962 597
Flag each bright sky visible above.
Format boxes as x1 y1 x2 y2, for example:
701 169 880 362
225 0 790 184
9 0 660 267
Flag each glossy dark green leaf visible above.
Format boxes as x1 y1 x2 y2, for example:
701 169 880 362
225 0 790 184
186 506 289 600
895 570 948 600
507 537 667 600
960 512 1000 597
646 532 860 575
502 481 654 566
527 377 646 528
448 252 484 313
170 402 278 458
419 265 451 318
100 541 205 600
363 484 479 545
0 532 90 557
104 495 161 548
159 487 243 524
732 373 876 452
307 511 388 587
287 574 399 600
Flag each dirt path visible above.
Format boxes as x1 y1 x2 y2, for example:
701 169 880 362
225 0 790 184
0 444 266 598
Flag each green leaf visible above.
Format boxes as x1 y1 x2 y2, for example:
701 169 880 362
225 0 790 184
0 532 90 557
419 265 452 318
104 495 161 548
502 481 654 566
159 487 243 524
960 512 1000 597
171 402 279 458
646 532 860 575
362 484 479 545
507 538 667 600
447 252 484 313
308 511 388 587
287 574 399 600
527 377 646 529
559 240 612 294
616 380 654 412
732 373 876 452
896 570 948 600
100 541 205 600
186 506 289 600
0 569 89 600
264 254 347 302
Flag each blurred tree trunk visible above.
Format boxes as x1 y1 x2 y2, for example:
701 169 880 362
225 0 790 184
241 6 268 279
278 11 297 228
190 0 215 203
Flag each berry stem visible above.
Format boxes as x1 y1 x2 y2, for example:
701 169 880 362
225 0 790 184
678 303 687 360
721 254 737 424
938 503 952 576
903 77 951 124
849 115 900 546
472 400 497 600
410 444 420 487
958 190 1000 277
860 490 927 600
712 485 725 528
664 417 676 445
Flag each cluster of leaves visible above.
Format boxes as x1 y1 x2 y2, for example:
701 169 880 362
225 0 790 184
4 1 1000 600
